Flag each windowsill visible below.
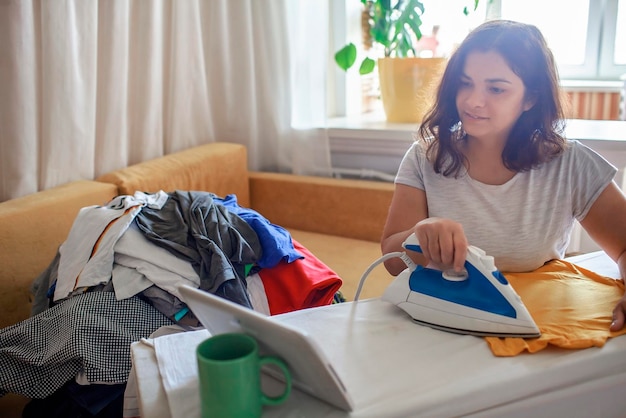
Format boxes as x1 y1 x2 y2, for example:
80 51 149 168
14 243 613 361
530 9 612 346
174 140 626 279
327 112 626 144
327 112 417 142
560 79 624 92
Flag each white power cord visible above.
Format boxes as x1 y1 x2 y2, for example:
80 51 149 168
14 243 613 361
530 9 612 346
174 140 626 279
353 251 417 301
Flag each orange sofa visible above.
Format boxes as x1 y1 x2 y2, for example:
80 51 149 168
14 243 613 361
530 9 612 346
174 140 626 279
0 142 395 416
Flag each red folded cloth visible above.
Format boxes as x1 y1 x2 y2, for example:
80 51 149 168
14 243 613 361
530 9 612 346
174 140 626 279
258 239 343 315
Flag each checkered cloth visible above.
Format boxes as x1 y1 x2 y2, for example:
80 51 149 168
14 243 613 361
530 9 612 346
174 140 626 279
0 291 173 399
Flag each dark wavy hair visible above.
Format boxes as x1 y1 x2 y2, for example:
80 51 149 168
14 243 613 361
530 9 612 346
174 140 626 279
418 19 567 177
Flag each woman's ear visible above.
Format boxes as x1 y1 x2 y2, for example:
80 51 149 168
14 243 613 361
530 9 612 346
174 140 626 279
523 92 538 112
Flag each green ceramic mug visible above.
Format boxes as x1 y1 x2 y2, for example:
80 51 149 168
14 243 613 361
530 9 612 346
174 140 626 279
196 333 292 418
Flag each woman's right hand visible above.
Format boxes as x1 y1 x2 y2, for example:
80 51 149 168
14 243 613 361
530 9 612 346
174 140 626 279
414 217 468 273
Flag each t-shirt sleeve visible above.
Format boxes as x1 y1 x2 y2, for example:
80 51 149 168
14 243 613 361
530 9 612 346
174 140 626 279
570 140 617 221
395 141 426 190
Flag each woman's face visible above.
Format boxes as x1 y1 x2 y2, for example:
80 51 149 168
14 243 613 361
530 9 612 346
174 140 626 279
455 50 535 144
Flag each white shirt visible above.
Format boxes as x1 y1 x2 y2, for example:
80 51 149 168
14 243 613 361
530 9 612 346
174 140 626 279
395 140 616 272
55 191 169 301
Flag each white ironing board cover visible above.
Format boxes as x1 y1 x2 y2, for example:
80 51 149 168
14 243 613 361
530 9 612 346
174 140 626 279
265 298 626 417
129 251 626 417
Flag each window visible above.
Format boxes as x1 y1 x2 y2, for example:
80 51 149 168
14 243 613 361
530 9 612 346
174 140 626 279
414 0 488 59
331 0 626 118
420 0 626 79
496 0 626 80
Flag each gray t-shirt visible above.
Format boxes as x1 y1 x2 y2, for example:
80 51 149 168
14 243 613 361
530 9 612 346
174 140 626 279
395 140 616 272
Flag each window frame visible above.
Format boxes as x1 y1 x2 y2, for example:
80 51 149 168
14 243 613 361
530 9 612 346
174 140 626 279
599 0 626 79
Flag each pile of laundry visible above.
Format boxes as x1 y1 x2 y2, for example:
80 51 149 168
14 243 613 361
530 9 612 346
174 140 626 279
0 190 342 416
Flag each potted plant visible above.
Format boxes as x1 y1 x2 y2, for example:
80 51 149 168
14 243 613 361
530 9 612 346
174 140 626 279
335 0 478 123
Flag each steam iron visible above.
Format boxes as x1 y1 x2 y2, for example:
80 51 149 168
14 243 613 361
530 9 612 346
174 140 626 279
381 234 540 338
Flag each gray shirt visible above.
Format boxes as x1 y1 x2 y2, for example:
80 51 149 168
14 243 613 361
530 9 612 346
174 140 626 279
395 140 616 272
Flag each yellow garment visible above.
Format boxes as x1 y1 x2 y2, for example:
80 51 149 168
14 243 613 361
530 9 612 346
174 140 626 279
484 259 626 356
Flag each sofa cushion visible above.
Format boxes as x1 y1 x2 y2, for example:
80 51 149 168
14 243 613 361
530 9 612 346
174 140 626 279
289 229 395 301
250 172 394 243
96 142 251 207
0 180 118 329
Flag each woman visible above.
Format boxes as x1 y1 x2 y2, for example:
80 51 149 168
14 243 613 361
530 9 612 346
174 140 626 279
381 20 626 331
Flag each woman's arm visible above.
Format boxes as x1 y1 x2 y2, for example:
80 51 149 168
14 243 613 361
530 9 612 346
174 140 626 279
579 181 626 330
381 184 468 275
381 184 428 275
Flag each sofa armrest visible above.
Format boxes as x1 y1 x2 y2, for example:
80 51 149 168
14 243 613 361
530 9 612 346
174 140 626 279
0 180 118 328
249 172 394 243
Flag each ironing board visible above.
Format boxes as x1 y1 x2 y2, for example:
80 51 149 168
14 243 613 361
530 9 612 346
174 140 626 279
128 251 626 417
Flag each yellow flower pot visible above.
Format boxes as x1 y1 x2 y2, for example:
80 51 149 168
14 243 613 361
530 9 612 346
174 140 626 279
378 57 447 123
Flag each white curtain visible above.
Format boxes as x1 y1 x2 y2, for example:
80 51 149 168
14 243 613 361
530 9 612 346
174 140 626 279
0 0 331 202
